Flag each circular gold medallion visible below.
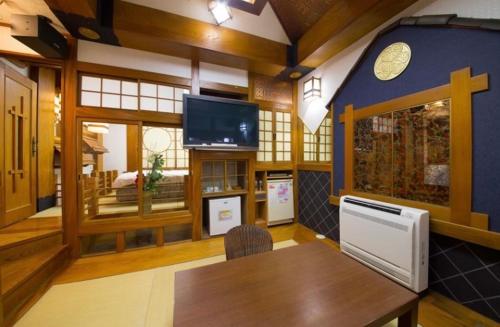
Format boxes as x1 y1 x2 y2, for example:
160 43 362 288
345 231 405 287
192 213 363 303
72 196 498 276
374 42 411 81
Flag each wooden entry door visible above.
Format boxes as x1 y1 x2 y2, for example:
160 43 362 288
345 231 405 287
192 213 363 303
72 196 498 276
0 63 37 227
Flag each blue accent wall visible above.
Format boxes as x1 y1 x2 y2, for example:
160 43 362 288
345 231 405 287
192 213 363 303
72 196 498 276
332 26 500 232
298 171 339 241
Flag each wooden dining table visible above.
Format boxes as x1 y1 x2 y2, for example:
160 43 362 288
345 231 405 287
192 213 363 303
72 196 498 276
174 241 419 326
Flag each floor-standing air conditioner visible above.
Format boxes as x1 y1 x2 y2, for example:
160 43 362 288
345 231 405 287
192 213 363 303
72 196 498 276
340 196 429 293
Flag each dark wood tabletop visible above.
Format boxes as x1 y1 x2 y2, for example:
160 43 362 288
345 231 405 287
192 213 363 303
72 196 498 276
174 241 419 327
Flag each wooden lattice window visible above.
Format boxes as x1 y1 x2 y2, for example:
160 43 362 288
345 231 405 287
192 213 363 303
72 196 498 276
275 111 292 162
257 109 273 162
303 113 332 162
79 74 189 113
142 127 189 169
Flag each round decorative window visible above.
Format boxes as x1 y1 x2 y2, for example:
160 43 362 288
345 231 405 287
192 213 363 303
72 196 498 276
374 42 412 81
143 127 172 153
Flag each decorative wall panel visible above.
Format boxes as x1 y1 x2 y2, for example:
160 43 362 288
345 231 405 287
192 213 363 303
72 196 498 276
429 233 500 322
298 171 339 241
353 100 450 205
253 74 292 105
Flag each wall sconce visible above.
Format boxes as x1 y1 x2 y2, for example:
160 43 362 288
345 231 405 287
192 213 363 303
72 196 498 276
208 0 232 25
303 76 321 101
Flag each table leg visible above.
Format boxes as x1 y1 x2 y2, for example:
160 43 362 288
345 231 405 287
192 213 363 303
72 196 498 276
398 303 419 327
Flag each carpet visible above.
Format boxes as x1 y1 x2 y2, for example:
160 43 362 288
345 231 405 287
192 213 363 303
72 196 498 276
15 240 411 327
15 240 297 327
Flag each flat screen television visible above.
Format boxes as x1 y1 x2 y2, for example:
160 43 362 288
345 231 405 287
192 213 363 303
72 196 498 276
183 94 259 151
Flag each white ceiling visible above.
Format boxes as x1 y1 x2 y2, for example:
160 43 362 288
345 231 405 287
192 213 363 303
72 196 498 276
122 0 291 45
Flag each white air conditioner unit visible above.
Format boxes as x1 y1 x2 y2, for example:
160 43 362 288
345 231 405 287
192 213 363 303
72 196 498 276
340 196 429 293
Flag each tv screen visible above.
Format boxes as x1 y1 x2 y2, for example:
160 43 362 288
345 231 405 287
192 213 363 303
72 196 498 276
183 95 259 151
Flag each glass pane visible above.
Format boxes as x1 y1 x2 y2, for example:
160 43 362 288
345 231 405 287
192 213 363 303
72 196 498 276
353 99 450 206
102 78 121 93
125 229 155 249
141 126 189 214
81 76 101 92
354 113 393 196
121 95 138 110
158 85 174 99
122 81 138 96
81 91 100 107
174 101 183 114
175 88 188 100
140 82 157 97
392 100 450 205
80 233 116 255
80 122 139 221
102 93 120 108
140 97 157 111
158 99 174 113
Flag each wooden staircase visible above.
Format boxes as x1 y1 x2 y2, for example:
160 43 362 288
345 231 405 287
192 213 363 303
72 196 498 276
0 218 69 326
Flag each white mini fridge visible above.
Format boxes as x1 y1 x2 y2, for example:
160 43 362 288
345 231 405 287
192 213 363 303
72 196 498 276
208 196 242 236
267 179 294 226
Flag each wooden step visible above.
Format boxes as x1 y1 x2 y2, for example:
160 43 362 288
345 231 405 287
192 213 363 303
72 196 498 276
1 245 66 296
1 245 69 326
1 232 62 264
0 218 62 251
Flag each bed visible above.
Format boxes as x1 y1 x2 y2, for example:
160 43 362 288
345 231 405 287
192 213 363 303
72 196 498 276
112 170 189 203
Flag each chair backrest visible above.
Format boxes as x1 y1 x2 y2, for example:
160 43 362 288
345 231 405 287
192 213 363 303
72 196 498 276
224 225 273 260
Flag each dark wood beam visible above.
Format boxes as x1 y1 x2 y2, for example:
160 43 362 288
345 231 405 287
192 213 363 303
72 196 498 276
297 0 418 68
44 0 97 19
113 0 287 75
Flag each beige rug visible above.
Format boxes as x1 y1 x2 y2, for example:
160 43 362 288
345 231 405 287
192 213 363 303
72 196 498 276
15 240 297 327
16 240 412 327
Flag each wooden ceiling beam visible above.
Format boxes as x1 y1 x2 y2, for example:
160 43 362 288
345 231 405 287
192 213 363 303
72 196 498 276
43 0 97 19
113 0 288 68
297 0 418 68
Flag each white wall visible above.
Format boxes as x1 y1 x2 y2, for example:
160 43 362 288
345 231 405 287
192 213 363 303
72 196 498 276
200 62 248 87
103 124 127 173
298 0 500 117
77 40 192 79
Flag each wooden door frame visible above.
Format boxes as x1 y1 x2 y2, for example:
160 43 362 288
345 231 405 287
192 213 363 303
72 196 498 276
0 63 4 226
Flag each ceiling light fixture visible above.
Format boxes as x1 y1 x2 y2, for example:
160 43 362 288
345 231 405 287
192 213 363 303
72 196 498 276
289 71 302 79
78 26 100 40
303 76 321 101
208 0 232 25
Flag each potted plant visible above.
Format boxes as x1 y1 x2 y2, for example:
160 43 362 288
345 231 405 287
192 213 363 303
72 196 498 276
143 153 165 214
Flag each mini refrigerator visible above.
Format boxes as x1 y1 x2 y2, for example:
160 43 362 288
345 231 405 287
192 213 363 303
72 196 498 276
208 196 242 236
267 179 294 226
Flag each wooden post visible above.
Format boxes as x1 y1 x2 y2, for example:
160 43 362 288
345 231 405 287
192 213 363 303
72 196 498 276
344 104 354 193
449 68 472 226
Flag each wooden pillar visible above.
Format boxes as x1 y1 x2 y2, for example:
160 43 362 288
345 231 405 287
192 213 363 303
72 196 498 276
344 104 354 193
449 68 472 226
191 54 200 96
116 232 126 252
62 37 80 257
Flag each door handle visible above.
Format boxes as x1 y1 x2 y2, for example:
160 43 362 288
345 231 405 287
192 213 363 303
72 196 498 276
32 137 37 157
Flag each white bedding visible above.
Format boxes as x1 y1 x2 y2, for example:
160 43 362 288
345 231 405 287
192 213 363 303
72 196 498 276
112 170 189 188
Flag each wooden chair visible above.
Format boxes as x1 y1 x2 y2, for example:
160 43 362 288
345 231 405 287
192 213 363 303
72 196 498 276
224 224 273 260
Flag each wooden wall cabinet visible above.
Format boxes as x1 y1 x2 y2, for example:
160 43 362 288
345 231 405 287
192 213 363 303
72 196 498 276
191 151 256 240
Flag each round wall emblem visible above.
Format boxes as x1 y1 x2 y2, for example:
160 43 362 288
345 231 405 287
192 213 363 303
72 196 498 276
374 42 412 81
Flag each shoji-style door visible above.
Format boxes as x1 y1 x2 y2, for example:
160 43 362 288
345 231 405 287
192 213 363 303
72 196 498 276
0 64 37 227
